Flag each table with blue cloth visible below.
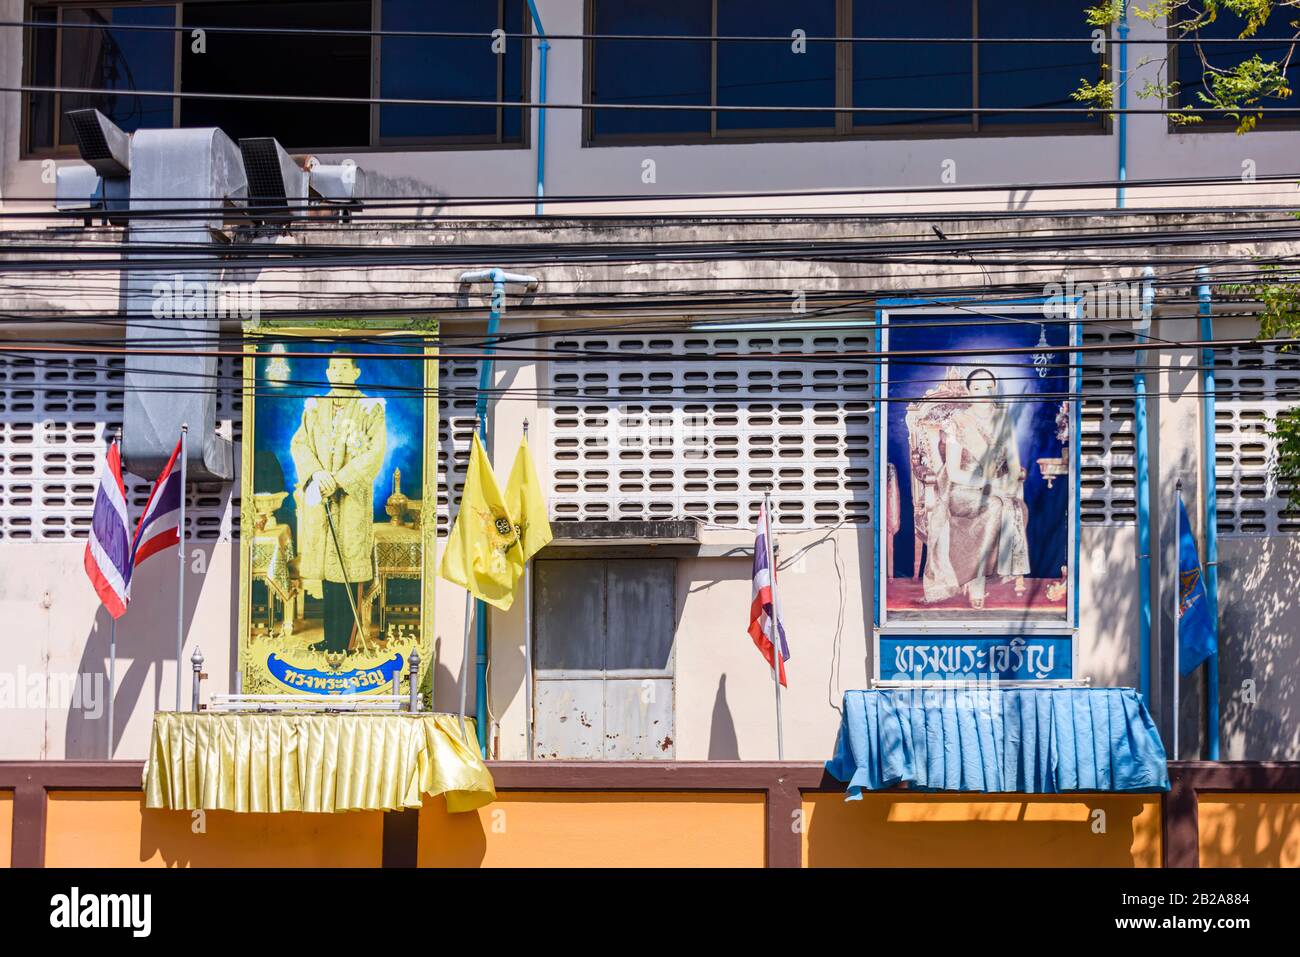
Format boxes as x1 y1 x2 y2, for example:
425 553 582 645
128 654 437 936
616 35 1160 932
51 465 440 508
825 687 1169 796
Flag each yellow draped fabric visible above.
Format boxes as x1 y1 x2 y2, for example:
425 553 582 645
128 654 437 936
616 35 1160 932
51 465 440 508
144 712 495 814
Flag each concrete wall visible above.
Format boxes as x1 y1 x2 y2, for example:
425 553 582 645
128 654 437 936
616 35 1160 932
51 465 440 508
1 301 1297 762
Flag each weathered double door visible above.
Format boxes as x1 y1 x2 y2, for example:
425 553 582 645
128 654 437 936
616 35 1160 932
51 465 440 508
533 559 676 760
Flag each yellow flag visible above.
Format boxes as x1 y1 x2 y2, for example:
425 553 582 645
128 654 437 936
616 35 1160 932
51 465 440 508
504 435 554 580
439 433 522 610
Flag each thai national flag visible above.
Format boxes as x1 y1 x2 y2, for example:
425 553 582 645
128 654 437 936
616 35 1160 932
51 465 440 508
83 440 133 619
749 500 790 686
131 437 183 567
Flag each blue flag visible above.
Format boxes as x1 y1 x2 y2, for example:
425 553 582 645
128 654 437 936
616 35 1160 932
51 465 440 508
1177 495 1216 675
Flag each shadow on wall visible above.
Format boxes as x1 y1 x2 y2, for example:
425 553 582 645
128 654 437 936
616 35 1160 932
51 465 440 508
802 792 1160 867
1197 793 1300 867
690 525 873 762
64 542 237 760
136 800 385 867
1079 527 1140 689
1219 536 1300 760
708 674 739 760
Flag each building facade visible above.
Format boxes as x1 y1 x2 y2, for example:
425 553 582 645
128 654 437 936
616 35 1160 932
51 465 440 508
1 1 1299 867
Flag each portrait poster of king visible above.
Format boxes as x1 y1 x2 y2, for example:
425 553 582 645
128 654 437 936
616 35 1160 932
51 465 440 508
238 323 438 697
881 310 1074 624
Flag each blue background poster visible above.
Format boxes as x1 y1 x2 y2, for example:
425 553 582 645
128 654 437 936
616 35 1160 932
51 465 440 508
254 338 425 530
884 312 1071 621
240 333 435 698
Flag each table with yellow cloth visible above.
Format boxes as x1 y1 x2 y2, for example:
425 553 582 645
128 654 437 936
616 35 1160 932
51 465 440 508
144 712 495 814
367 522 423 634
251 524 296 635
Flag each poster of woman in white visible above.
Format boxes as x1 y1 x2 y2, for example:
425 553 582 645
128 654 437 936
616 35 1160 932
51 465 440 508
883 311 1073 623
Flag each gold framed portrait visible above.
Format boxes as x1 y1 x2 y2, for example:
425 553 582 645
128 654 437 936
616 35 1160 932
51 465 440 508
237 319 439 698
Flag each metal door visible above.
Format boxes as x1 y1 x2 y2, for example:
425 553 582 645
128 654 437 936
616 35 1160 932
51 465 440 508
533 558 675 759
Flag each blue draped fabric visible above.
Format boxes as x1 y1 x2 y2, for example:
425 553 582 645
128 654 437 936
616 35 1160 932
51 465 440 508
826 688 1169 796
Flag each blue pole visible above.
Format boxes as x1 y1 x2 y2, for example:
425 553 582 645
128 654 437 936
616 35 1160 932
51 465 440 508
1134 288 1152 704
459 268 537 758
872 311 882 628
472 271 504 758
1197 268 1221 760
1071 302 1083 629
525 0 548 215
1116 9 1129 208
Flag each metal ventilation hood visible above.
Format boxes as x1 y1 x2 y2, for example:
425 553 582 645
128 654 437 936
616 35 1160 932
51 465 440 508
120 126 248 481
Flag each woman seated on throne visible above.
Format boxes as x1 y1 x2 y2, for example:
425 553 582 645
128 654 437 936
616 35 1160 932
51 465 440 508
918 367 1030 610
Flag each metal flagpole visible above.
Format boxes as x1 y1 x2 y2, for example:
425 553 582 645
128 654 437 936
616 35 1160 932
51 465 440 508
107 426 121 758
457 590 472 744
522 419 535 759
107 616 116 759
1173 479 1182 760
175 424 188 712
763 492 785 761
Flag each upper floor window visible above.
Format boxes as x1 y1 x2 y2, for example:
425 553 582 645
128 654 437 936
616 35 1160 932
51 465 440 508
23 0 530 156
586 0 1105 144
1170 10 1300 131
25 4 178 152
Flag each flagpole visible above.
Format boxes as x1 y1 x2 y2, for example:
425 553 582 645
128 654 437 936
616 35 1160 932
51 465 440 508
522 419 535 759
764 492 785 761
458 590 472 744
107 615 116 758
1173 479 1182 760
107 427 121 759
175 424 188 712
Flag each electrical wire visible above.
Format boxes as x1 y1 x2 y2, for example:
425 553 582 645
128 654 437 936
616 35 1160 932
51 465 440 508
4 171 1298 216
0 18 1292 46
13 82 1300 116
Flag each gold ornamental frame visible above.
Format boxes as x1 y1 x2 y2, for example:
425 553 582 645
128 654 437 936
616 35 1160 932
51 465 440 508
237 318 439 700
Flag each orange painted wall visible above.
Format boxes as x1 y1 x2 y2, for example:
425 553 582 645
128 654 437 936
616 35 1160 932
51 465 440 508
419 791 767 868
802 793 1161 867
32 787 1300 868
0 791 11 868
43 791 384 867
1198 794 1300 867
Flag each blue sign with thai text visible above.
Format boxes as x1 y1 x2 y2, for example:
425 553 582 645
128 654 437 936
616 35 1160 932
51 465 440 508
879 634 1072 681
266 653 403 694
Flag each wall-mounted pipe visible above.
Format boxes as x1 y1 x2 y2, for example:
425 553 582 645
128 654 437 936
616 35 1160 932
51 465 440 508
457 268 539 757
1116 8 1130 208
1134 266 1153 703
1197 267 1221 760
524 0 548 214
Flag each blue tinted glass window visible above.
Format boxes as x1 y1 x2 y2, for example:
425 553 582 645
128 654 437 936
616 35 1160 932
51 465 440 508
502 0 525 141
979 1 1100 125
717 0 835 131
1174 8 1300 123
853 1 973 128
586 0 1103 141
182 1 370 149
591 0 711 137
27 7 58 150
59 5 176 143
380 0 527 142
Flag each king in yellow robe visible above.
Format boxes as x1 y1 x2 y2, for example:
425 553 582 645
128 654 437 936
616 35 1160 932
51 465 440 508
290 354 386 652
